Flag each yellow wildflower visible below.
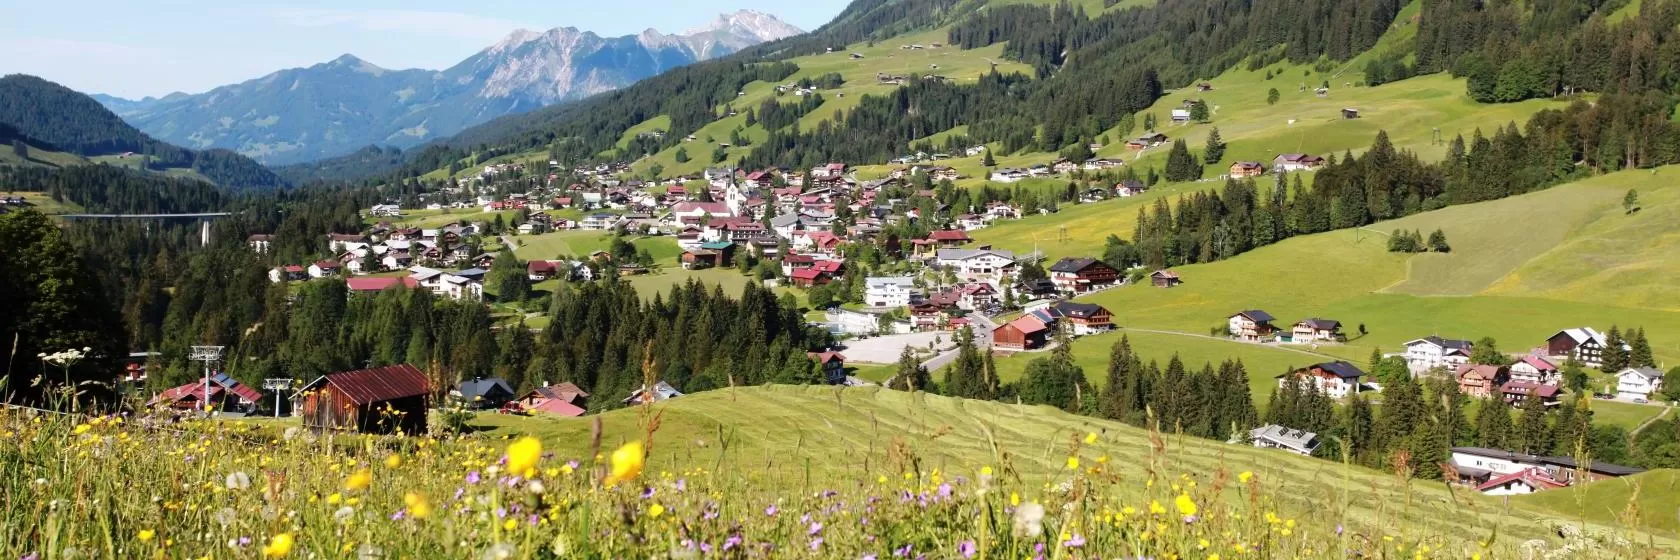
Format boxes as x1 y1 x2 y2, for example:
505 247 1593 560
405 492 432 519
344 469 372 492
1175 494 1197 517
1238 471 1253 484
1149 500 1166 515
73 424 91 435
1209 555 1220 560
604 440 644 486
504 518 518 531
1066 456 1079 470
506 436 543 478
138 529 155 542
1010 492 1021 506
1084 432 1098 444
648 503 666 518
326 492 343 505
262 533 294 558
384 455 402 468
980 466 994 477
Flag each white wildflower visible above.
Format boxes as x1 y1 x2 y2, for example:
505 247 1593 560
225 471 251 491
1011 502 1045 538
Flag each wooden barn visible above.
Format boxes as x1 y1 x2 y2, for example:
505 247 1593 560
296 364 431 435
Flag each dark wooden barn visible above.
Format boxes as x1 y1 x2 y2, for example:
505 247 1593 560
296 364 431 435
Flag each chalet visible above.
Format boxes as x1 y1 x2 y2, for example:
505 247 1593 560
518 382 589 417
1341 108 1360 119
865 277 917 307
681 248 722 270
1126 133 1169 150
954 282 998 311
1229 161 1266 178
1509 355 1561 386
409 266 485 301
1449 446 1643 490
1227 310 1277 342
1042 301 1114 335
1020 278 1060 299
1115 179 1148 197
1196 82 1215 92
308 260 343 278
1455 364 1509 398
1170 109 1192 123
1028 164 1051 176
581 213 620 230
790 267 832 288
1545 327 1615 368
1272 153 1326 172
1051 159 1079 174
528 260 560 281
247 234 274 254
369 204 401 217
1616 367 1664 401
989 168 1028 183
929 166 961 182
1403 336 1474 374
1150 270 1182 288
623 381 684 405
809 351 848 385
1082 158 1124 171
147 372 264 414
327 233 368 253
296 364 431 435
994 314 1052 351
1290 318 1342 342
673 201 734 221
913 230 973 256
455 377 516 409
1500 381 1561 407
1288 361 1365 398
1048 257 1121 295
1249 425 1320 456
910 303 943 331
935 248 1017 281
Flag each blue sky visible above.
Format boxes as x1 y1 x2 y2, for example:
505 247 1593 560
0 0 850 99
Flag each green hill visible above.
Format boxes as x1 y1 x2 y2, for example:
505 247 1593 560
1516 469 1680 537
463 384 1671 545
0 74 283 189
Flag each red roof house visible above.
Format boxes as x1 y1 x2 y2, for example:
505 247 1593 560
297 364 432 434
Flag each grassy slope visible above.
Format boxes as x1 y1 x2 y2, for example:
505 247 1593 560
982 168 1680 430
0 190 84 215
467 384 1670 544
1517 468 1680 536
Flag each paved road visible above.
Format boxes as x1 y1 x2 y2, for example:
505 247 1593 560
919 314 997 372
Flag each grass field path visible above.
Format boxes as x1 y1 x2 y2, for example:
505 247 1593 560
1631 404 1673 436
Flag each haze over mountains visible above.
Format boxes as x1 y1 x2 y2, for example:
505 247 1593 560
93 10 801 165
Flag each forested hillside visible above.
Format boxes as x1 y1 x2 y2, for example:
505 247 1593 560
0 75 284 189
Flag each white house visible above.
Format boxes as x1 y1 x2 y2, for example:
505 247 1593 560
1509 355 1561 386
1449 446 1643 491
1403 336 1474 374
1616 367 1664 401
935 248 1016 282
672 201 733 221
370 204 401 217
770 214 803 239
409 266 484 302
307 260 342 278
1248 425 1320 456
864 277 917 308
825 308 887 336
1285 361 1366 399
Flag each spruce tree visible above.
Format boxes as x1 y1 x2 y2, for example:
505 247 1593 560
1342 395 1375 462
1628 327 1654 368
1163 140 1202 182
1427 229 1450 252
981 149 996 167
1474 399 1513 449
1515 393 1552 455
1563 357 1589 392
1203 127 1226 164
1603 325 1629 372
944 327 984 398
1100 336 1134 420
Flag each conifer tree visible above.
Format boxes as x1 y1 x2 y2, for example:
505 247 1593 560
1163 140 1202 182
1203 127 1226 164
1603 325 1629 372
1475 400 1513 449
1562 357 1589 392
944 327 985 398
1515 393 1552 455
1099 336 1135 420
1341 395 1375 462
1628 327 1654 368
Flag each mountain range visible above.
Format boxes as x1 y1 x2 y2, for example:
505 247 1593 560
94 10 801 165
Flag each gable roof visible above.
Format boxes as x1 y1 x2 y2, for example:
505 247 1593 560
529 398 586 417
1049 257 1109 273
936 248 1016 262
1620 366 1664 380
1451 446 1644 477
1455 364 1506 381
925 230 972 242
299 364 431 405
1249 424 1320 454
1312 361 1365 379
1296 318 1340 330
1005 314 1049 335
1052 301 1109 319
1553 327 1608 346
1517 355 1558 372
458 378 515 399
1232 310 1275 322
346 277 419 292
1500 381 1560 398
808 351 847 364
1408 336 1474 351
1476 469 1567 492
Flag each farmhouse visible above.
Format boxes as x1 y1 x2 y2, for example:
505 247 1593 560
1290 318 1342 342
1150 270 1182 288
1227 310 1276 342
1286 361 1365 398
1048 257 1121 295
1229 161 1266 178
1499 381 1561 407
308 260 342 278
1616 367 1664 401
1248 425 1321 456
935 248 1017 281
1545 327 1616 368
1403 336 1474 374
455 377 516 409
1271 153 1326 172
1449 446 1643 491
809 351 848 385
519 382 589 417
296 364 431 435
247 234 273 254
1042 301 1115 335
1454 364 1509 398
1126 133 1169 149
147 373 264 414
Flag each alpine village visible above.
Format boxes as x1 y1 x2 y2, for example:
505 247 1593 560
7 0 1680 557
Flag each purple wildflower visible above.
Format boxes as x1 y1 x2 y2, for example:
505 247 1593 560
808 521 824 536
723 535 743 551
22 553 38 560
465 471 481 484
809 538 824 551
765 504 779 517
894 544 913 557
390 510 406 521
958 540 977 558
861 555 878 560
641 486 656 499
1062 534 1086 548
937 483 952 499
676 479 687 492
493 507 507 519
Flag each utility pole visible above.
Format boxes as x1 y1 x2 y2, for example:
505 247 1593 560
263 378 292 418
189 346 223 414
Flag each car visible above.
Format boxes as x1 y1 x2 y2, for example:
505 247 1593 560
1593 392 1616 400
1633 398 1650 404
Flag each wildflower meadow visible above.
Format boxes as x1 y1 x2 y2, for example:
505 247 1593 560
1 385 1670 558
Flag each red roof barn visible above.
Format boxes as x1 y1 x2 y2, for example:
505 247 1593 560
296 364 432 434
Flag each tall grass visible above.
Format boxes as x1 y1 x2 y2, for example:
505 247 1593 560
0 405 1661 558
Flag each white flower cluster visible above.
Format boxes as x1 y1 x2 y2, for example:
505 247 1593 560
37 347 92 365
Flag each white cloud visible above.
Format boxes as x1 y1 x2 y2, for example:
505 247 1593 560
273 8 534 44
